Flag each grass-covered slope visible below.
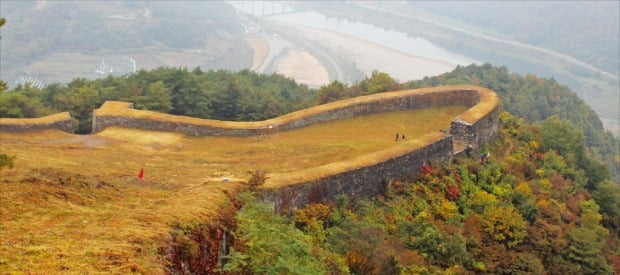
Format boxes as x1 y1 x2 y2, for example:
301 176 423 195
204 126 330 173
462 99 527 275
0 105 464 272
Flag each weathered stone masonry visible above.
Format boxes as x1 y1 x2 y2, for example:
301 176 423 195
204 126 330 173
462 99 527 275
0 112 73 133
451 104 501 151
261 136 454 212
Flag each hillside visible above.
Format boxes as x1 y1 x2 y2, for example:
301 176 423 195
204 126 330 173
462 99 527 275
224 112 620 274
405 64 619 183
0 102 466 272
1 65 617 272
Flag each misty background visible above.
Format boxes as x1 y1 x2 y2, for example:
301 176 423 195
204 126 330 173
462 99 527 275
0 0 618 134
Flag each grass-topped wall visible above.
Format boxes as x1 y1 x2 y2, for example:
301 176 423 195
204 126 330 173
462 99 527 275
91 85 499 139
0 112 73 133
88 84 500 212
261 133 454 211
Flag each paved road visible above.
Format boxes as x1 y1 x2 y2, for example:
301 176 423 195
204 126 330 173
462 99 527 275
352 2 618 82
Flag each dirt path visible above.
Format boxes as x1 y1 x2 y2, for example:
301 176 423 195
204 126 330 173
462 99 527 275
43 135 109 148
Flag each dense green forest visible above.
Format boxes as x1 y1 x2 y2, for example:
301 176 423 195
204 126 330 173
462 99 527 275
0 68 402 134
0 68 315 133
220 112 619 274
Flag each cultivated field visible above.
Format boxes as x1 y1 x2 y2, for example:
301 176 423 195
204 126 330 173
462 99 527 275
0 106 466 273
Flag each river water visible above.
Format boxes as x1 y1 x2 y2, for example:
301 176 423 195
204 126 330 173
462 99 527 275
268 12 478 66
230 1 477 67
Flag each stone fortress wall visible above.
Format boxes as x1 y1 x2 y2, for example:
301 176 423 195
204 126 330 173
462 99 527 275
1 85 500 212
91 85 498 139
0 112 73 133
88 84 501 211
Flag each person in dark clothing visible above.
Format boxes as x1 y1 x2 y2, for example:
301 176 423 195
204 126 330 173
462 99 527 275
480 151 490 164
395 133 399 141
402 134 406 140
465 145 473 157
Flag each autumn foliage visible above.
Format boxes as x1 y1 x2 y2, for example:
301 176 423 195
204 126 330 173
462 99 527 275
226 112 618 274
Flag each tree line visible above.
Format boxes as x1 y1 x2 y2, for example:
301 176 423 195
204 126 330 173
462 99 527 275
0 68 402 134
0 68 315 133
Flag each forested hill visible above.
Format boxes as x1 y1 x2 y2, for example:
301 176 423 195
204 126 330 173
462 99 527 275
405 64 619 182
223 112 619 274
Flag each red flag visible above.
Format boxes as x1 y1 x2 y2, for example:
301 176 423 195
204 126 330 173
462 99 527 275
138 168 144 180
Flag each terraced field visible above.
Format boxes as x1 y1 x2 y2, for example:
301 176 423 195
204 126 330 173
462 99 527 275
0 106 466 273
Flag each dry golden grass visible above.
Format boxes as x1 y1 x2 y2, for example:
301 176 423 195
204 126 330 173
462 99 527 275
265 132 447 188
0 106 466 273
0 112 71 125
457 85 500 123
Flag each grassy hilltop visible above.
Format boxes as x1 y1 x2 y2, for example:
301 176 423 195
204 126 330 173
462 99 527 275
0 106 464 272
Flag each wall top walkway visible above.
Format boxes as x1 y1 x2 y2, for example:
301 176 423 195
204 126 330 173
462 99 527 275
93 84 499 134
0 112 74 133
0 112 71 125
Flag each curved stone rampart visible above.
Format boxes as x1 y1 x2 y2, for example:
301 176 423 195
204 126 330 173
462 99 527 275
0 112 73 133
261 133 454 212
88 84 500 212
0 85 496 212
450 88 501 152
92 85 498 138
